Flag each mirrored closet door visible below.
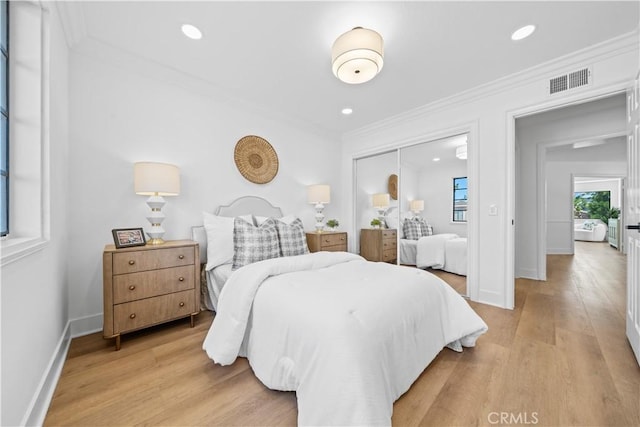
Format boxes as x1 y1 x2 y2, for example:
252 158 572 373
398 134 469 296
354 150 399 264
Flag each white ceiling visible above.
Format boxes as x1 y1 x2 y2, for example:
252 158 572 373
61 1 640 137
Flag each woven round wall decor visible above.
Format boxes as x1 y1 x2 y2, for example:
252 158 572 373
388 174 398 200
234 135 279 184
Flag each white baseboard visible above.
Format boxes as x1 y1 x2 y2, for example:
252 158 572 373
70 312 103 338
20 313 103 426
517 268 541 280
21 322 71 427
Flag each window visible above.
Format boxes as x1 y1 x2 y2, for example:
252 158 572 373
453 177 467 222
0 0 7 237
574 191 610 220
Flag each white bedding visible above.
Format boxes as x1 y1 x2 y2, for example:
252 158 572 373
415 233 459 269
203 251 487 426
202 263 233 311
399 238 417 265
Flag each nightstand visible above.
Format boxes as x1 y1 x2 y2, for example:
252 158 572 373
306 231 348 252
102 240 200 350
360 229 397 263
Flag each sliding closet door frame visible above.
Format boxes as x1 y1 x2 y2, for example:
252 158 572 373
350 120 479 300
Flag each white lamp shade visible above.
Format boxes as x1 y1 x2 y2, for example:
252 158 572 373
410 200 424 212
134 162 180 196
332 27 384 84
307 184 330 204
372 193 390 208
456 145 467 160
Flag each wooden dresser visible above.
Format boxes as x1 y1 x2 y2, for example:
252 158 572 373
103 240 200 350
360 229 397 263
306 231 348 252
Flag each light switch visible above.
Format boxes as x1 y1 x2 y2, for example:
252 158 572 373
489 204 498 216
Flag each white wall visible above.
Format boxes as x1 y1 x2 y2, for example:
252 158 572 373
1 5 70 426
66 52 342 329
516 94 627 275
416 158 468 237
342 32 638 307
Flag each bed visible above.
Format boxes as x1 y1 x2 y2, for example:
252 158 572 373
400 234 468 276
196 197 487 426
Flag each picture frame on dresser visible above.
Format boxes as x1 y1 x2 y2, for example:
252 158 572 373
112 227 146 249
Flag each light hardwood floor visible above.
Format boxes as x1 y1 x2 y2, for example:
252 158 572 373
45 242 639 426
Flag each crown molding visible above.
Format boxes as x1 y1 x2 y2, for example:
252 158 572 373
54 1 88 49
344 29 640 141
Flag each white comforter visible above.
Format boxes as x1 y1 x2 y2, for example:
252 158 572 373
415 233 459 269
203 252 487 426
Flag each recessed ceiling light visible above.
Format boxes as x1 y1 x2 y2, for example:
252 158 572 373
341 107 353 115
181 24 202 40
511 24 535 41
432 157 440 162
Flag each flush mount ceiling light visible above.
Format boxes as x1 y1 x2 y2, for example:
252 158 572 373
181 24 202 40
341 107 353 115
332 27 384 84
511 24 536 41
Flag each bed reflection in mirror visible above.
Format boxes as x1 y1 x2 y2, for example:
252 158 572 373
399 134 469 296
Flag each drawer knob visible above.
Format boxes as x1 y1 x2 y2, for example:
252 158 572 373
178 277 184 282
178 254 184 259
179 302 185 307
129 285 136 291
324 239 330 243
341 237 345 241
128 260 135 265
129 313 136 319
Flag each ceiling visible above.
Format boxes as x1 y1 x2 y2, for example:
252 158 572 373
62 1 640 137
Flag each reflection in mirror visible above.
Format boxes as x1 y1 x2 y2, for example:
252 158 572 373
355 151 399 264
399 134 469 296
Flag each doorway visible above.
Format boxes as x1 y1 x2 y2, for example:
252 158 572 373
514 93 628 281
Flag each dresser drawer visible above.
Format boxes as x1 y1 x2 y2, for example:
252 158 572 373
382 249 397 262
113 246 194 275
113 266 194 304
382 238 397 250
322 243 347 252
114 290 196 334
382 230 397 239
319 233 347 248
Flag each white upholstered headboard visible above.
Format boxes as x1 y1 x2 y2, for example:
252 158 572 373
191 196 283 265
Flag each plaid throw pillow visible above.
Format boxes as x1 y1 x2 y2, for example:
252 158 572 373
232 217 280 270
276 218 309 257
403 218 422 240
415 217 433 236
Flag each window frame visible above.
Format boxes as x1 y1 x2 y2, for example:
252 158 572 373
452 176 468 223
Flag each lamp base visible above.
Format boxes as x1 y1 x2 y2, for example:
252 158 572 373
147 237 165 245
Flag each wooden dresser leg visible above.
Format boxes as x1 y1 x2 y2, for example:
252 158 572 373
115 335 121 351
190 314 195 328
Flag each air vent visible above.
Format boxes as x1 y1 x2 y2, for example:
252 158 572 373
548 67 591 95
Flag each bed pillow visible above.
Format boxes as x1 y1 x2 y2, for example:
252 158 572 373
276 218 309 257
415 217 433 236
202 212 253 271
255 214 295 226
403 218 423 240
232 217 280 270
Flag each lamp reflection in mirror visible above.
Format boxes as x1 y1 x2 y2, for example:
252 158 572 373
372 193 390 225
307 184 330 233
134 162 180 245
410 199 424 217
